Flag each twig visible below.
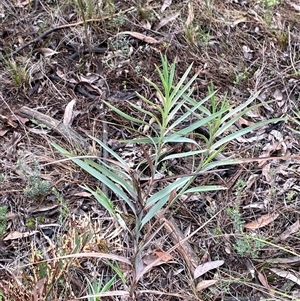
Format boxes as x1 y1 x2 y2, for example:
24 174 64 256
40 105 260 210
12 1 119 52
19 106 89 149
155 210 201 274
2 7 135 58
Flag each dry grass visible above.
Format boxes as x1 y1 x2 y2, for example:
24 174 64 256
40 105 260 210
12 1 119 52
1 0 300 300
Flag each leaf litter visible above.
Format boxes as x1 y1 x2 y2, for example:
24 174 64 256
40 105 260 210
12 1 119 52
0 0 300 300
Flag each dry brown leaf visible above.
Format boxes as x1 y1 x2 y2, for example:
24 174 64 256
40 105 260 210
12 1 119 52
155 12 180 31
236 116 255 127
196 279 219 291
161 0 172 12
262 163 272 182
4 230 39 240
245 174 259 190
74 191 92 197
257 271 271 289
257 271 275 298
11 114 28 124
143 254 158 266
194 260 224 279
27 204 59 214
242 45 253 60
38 47 60 57
264 256 300 264
244 213 279 230
79 74 100 83
57 252 132 265
118 31 159 44
0 129 9 137
270 268 300 285
20 0 30 6
32 278 47 301
273 89 283 101
63 99 76 126
154 251 173 262
278 220 300 241
0 113 18 128
186 1 194 26
286 0 300 11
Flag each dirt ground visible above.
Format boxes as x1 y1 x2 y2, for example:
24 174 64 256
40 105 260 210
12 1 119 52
1 0 300 300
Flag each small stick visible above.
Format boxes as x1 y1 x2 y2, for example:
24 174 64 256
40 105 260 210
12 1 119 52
2 7 135 58
19 106 89 149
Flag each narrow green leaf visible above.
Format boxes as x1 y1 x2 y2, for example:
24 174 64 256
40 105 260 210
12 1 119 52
128 102 162 125
145 176 191 208
169 63 194 102
161 149 207 161
105 260 126 283
183 185 226 194
166 98 186 126
120 137 160 144
170 74 198 108
86 159 135 196
141 194 169 229
211 117 285 150
220 91 260 124
202 158 244 171
75 159 129 197
82 185 115 215
182 93 215 115
100 275 116 292
216 101 274 137
61 155 136 214
144 75 165 100
103 100 146 124
89 136 129 167
163 135 200 145
168 92 217 131
174 109 228 136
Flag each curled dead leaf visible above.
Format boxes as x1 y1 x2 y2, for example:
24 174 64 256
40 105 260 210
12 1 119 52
194 260 224 279
186 2 194 26
63 99 76 126
4 230 39 240
155 12 180 31
278 220 300 241
196 279 219 291
161 0 172 12
244 213 279 230
154 250 173 262
117 31 159 44
38 47 60 57
270 268 300 285
257 271 270 289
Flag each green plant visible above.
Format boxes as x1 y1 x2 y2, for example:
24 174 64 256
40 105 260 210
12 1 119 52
136 2 152 21
235 179 245 199
54 55 283 296
184 24 198 45
3 57 30 87
259 0 281 8
234 234 265 258
0 206 8 236
286 190 297 202
184 24 211 47
233 67 249 85
72 0 115 19
227 206 265 258
24 175 51 202
227 206 244 233
52 187 69 222
86 273 116 301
